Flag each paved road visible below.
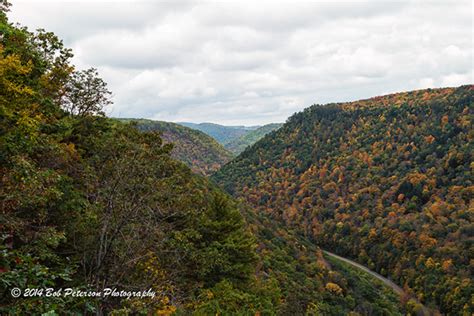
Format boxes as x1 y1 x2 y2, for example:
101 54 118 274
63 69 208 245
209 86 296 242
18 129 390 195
322 250 404 295
322 250 434 315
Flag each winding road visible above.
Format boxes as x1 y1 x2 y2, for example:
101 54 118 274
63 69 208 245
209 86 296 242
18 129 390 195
322 250 434 315
323 250 404 295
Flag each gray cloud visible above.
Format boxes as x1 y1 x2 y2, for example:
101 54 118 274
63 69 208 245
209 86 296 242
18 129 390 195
8 0 473 125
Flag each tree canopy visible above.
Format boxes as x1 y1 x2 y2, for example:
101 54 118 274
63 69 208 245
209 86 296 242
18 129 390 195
213 85 474 315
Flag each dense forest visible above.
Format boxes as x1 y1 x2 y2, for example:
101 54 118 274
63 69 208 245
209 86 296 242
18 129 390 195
0 2 415 314
117 119 232 176
0 3 272 312
225 123 283 155
213 86 473 315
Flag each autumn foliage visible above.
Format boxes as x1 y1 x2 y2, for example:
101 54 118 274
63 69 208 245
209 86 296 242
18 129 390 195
213 85 474 314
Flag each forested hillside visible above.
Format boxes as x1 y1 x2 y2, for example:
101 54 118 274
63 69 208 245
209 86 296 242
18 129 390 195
213 86 474 315
180 122 283 155
225 123 283 154
118 119 232 176
0 3 412 314
0 5 276 313
179 122 256 144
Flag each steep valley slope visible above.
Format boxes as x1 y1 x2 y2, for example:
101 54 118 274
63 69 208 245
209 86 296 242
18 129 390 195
212 85 474 314
118 119 233 176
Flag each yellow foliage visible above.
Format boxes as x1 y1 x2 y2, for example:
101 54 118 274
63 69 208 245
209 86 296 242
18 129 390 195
407 172 427 185
206 290 214 299
368 228 377 239
325 282 343 296
0 45 34 97
425 257 436 269
419 234 437 248
155 304 176 316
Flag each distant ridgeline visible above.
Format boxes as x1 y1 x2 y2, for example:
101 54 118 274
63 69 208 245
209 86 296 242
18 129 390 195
117 119 233 176
213 85 474 314
225 123 284 154
179 122 283 155
179 122 258 145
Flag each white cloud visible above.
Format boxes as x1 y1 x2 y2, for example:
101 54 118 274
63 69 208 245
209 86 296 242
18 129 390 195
441 73 473 87
7 0 473 125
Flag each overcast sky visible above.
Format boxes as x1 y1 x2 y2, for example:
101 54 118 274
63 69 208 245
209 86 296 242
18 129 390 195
8 0 473 125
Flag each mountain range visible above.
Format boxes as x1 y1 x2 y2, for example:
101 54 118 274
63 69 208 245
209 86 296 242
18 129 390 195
179 122 259 144
179 122 283 154
2 6 472 314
